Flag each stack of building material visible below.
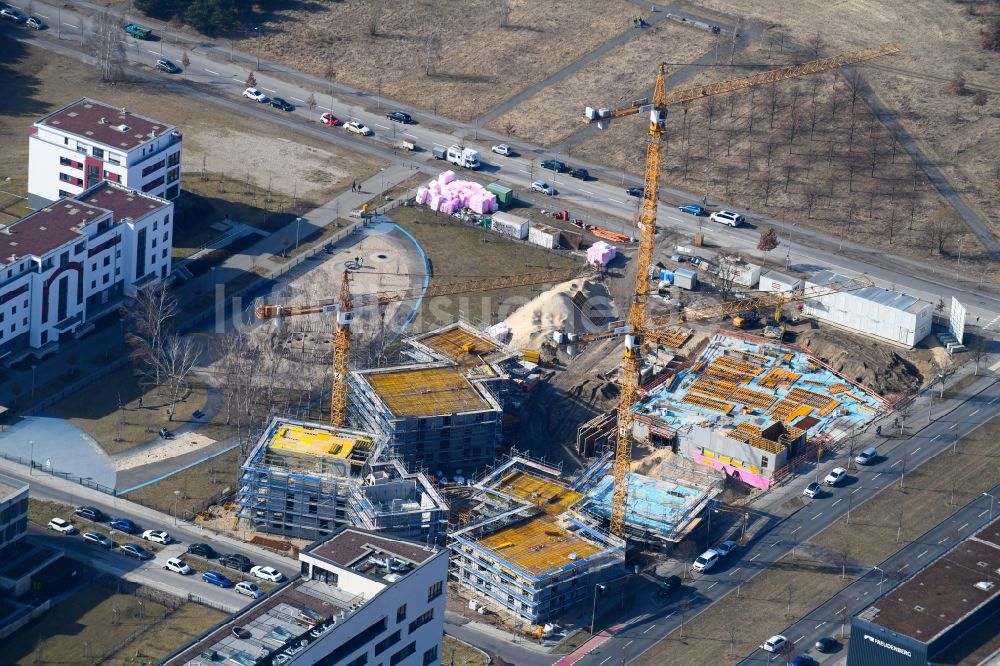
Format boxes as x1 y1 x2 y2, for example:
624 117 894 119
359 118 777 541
415 171 498 215
587 241 616 265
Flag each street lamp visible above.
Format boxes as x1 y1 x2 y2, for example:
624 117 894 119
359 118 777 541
29 440 34 475
873 566 885 592
590 583 606 636
254 27 261 70
985 492 996 521
295 217 302 251
109 529 116 551
173 489 181 526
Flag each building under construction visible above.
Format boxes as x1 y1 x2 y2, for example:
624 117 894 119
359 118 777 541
237 417 448 543
449 454 625 624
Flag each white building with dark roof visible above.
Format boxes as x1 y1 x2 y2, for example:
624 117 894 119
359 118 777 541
28 98 182 209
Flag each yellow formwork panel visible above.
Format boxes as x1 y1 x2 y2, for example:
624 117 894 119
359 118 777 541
367 366 490 418
497 471 584 515
422 328 498 368
477 515 603 576
269 424 370 459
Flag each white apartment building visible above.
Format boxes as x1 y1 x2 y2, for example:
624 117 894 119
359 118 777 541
0 181 173 361
28 98 182 210
165 527 449 666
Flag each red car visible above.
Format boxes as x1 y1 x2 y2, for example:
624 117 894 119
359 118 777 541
320 112 342 126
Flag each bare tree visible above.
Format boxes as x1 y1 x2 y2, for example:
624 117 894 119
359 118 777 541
181 52 190 69
764 83 781 129
497 0 511 28
971 334 991 376
306 92 317 110
160 335 202 421
928 206 961 255
126 283 179 387
759 170 779 206
804 184 823 218
368 0 385 37
502 120 516 138
87 10 126 82
423 32 441 77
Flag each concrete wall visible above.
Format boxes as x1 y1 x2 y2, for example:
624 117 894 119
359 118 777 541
679 426 787 485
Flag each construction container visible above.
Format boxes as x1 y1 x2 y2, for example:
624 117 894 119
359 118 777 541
552 330 567 344
802 270 933 348
490 211 529 239
673 268 698 290
486 183 513 209
759 270 802 294
718 258 761 288
528 223 561 249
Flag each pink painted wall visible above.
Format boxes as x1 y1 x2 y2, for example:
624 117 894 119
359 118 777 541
692 452 773 490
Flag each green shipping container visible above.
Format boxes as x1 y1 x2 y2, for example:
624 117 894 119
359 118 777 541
486 183 513 209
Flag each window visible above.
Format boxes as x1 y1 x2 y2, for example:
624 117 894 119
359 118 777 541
396 604 407 622
161 248 168 258
21 317 26 326
103 274 110 284
91 280 96 289
344 656 368 666
10 305 15 314
167 151 180 167
141 160 165 177
167 166 180 183
423 646 438 666
162 231 169 242
390 642 416 666
92 147 104 159
313 617 387 666
60 156 81 169
427 581 443 602
152 238 157 248
58 190 71 198
103 256 110 267
142 175 165 192
408 609 433 634
74 241 86 255
374 630 401 655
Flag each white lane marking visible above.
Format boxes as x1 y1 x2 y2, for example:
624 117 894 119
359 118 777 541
290 96 305 103
795 635 805 644
147 50 158 55
898 563 909 572
36 13 50 18
791 526 802 534
374 123 390 130
913 447 921 454
643 624 656 634
730 567 742 575
609 198 626 204
836 606 848 616
971 409 981 416
832 499 842 506
65 22 80 28
600 657 612 665
812 512 823 520
990 398 998 405
405 133 417 139
980 509 991 518
873 473 882 480
519 169 531 174
580 188 594 195
959 522 969 531
707 581 718 590
770 540 782 548
931 435 940 442
917 550 928 558
938 537 949 544
750 553 760 561
262 87 276 93
950 423 958 430
852 487 863 494
891 460 901 468
205 69 220 75
665 612 676 620
624 641 634 648
815 622 826 629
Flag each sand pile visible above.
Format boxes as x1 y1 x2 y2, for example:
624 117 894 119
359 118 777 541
113 432 218 471
504 279 609 349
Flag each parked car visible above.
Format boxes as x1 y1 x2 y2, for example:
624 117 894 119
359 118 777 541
221 553 253 572
626 187 644 198
235 581 263 598
824 467 849 486
568 167 590 180
202 570 234 588
159 428 175 440
141 529 171 545
491 143 512 156
791 656 816 666
1 7 26 22
251 565 284 583
714 540 737 558
344 121 372 136
26 16 46 30
678 203 706 216
109 518 138 534
760 635 787 653
656 575 681 598
803 481 822 498
243 87 269 103
709 210 744 227
155 59 180 74
83 531 113 548
855 446 878 466
815 637 838 653
187 543 219 559
319 112 343 126
386 111 413 124
531 181 555 196
692 549 719 573
74 506 105 522
120 544 153 560
269 97 294 112
541 159 567 173
47 517 76 534
165 558 193 574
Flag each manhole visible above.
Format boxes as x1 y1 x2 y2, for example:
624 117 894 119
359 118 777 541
375 253 388 259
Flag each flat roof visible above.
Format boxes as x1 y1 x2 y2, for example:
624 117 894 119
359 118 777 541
363 366 491 417
808 270 932 314
35 98 173 151
861 519 1000 644
268 422 373 460
0 473 27 501
1 200 106 261
307 527 437 568
475 515 603 577
418 326 500 369
77 181 170 221
496 470 583 515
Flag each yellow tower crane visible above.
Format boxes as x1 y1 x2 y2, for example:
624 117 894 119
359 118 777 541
254 266 588 426
583 43 901 538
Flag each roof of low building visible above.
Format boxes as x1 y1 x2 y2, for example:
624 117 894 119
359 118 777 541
35 98 174 151
0 200 106 261
307 527 437 567
77 181 170 220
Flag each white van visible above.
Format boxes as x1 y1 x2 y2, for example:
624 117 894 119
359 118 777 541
855 447 877 466
693 549 720 573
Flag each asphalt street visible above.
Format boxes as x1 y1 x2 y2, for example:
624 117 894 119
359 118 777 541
3 3 999 329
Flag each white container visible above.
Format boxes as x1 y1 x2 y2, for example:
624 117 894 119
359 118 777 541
802 270 933 348
718 259 761 288
490 212 529 239
529 223 561 249
552 330 567 344
759 270 802 294
673 268 698 290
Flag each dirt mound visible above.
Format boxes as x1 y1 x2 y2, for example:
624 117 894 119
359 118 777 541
796 326 923 397
504 279 608 349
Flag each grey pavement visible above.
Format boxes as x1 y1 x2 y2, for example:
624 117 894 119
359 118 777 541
0 415 116 489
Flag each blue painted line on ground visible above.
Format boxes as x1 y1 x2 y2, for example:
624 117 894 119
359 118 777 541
387 222 430 344
116 441 243 495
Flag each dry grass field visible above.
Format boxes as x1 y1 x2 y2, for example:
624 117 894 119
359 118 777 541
240 0 641 121
687 0 1000 237
486 19 711 146
571 38 994 277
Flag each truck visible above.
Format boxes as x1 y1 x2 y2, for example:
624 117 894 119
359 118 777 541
446 144 480 169
123 23 153 39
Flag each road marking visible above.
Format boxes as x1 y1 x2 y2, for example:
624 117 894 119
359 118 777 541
205 69 220 75
832 499 843 506
812 512 823 520
608 198 626 204
770 540 782 548
262 87 276 93
405 133 417 139
873 473 882 480
147 50 158 55
600 657 612 665
931 435 940 442
836 606 848 616
750 553 760 561
971 409 981 416
898 563 910 572
290 96 305 103
891 460 901 468
65 22 79 28
950 423 958 430
959 522 969 531
665 612 675 620
980 509 990 518
815 622 826 629
519 169 531 174
938 537 949 544
643 624 656 634
852 487 863 494
624 641 633 648
913 447 921 454
374 123 390 130
580 188 594 195
791 526 802 534
990 398 998 405
707 581 718 590
795 635 805 644
730 567 742 575
36 13 49 18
